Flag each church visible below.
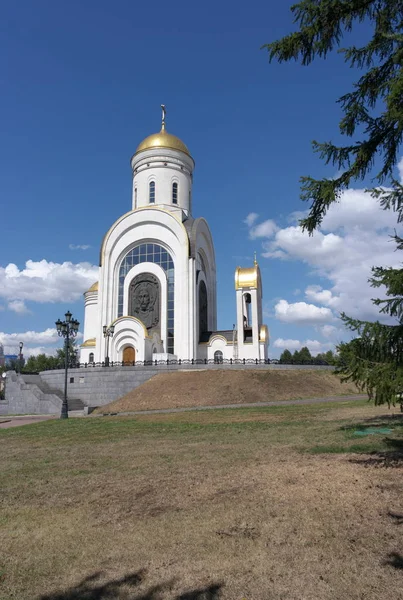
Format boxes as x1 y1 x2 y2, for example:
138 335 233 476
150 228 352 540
80 108 269 365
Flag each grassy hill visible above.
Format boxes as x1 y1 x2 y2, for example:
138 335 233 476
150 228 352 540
94 368 361 414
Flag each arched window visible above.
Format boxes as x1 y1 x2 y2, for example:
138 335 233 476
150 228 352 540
199 280 208 339
118 243 175 354
134 187 137 208
244 293 252 327
89 353 94 364
172 182 178 204
214 350 223 364
149 181 155 204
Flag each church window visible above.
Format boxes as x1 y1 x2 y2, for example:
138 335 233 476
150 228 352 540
149 181 155 203
172 182 178 204
89 353 94 364
134 187 137 208
214 350 223 364
118 243 175 354
199 280 208 339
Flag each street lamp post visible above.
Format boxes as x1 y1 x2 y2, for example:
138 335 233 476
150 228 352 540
56 311 80 419
18 342 24 374
103 324 115 367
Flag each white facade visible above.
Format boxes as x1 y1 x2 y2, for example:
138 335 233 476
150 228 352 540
80 115 269 364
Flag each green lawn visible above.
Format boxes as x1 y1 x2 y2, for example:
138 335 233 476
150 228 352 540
1 399 403 600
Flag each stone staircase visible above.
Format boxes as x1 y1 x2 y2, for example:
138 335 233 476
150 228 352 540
2 373 85 415
23 375 85 411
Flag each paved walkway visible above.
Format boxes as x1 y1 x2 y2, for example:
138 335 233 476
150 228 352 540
0 415 57 429
97 394 367 417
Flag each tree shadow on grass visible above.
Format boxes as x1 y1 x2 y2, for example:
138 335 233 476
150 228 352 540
37 570 223 600
338 415 403 467
384 552 403 570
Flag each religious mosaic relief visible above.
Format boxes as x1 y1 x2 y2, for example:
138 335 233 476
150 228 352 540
129 273 160 336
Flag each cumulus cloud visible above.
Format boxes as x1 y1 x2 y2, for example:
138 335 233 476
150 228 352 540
274 299 334 325
0 328 82 357
272 337 333 354
69 244 91 250
318 325 340 339
0 259 99 306
246 185 403 322
305 285 336 306
249 219 278 239
8 299 31 314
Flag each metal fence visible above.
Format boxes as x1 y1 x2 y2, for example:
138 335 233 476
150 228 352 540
38 357 331 370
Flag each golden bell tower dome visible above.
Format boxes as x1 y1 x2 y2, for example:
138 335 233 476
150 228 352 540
135 104 191 157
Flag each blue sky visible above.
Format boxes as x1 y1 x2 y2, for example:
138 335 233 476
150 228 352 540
0 0 400 358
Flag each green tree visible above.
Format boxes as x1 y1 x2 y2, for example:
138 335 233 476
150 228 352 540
292 349 302 364
55 339 79 368
279 349 293 363
23 354 60 373
265 1 403 405
299 346 313 364
264 0 403 233
324 350 337 366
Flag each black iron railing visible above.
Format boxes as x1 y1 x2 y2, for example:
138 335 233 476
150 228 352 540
34 357 331 371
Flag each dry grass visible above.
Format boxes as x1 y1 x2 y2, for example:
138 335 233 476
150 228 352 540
94 369 361 414
1 399 403 600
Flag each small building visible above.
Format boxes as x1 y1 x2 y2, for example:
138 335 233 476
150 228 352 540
80 109 269 364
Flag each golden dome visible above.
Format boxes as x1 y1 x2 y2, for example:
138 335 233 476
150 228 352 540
86 281 98 293
135 126 191 157
234 264 260 290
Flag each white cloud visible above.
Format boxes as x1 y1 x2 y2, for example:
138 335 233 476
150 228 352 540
273 338 302 351
8 299 31 314
0 328 82 357
317 324 346 340
247 186 403 323
244 213 259 227
0 260 98 305
20 346 58 358
305 285 336 306
249 219 278 239
69 244 91 250
273 337 333 354
274 299 334 325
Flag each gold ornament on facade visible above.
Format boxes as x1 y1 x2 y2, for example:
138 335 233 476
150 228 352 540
81 338 96 347
259 324 269 344
86 281 99 293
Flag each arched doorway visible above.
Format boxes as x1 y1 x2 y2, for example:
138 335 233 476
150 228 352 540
123 346 136 365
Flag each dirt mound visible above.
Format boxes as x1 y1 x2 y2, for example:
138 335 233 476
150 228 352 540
94 369 361 414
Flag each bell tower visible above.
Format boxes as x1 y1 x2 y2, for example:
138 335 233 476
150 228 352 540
234 257 268 360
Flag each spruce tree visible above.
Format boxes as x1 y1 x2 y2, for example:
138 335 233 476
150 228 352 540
264 1 403 405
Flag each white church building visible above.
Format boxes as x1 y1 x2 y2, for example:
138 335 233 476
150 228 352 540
80 109 269 365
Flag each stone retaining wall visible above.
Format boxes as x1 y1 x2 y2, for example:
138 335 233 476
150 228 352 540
40 363 334 408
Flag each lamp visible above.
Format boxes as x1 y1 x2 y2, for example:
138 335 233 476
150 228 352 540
55 311 80 419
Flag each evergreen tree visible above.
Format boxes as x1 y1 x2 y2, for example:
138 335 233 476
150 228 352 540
298 346 313 364
55 339 79 368
279 349 293 363
265 1 403 405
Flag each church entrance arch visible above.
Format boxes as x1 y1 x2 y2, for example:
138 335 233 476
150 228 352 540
123 346 136 365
